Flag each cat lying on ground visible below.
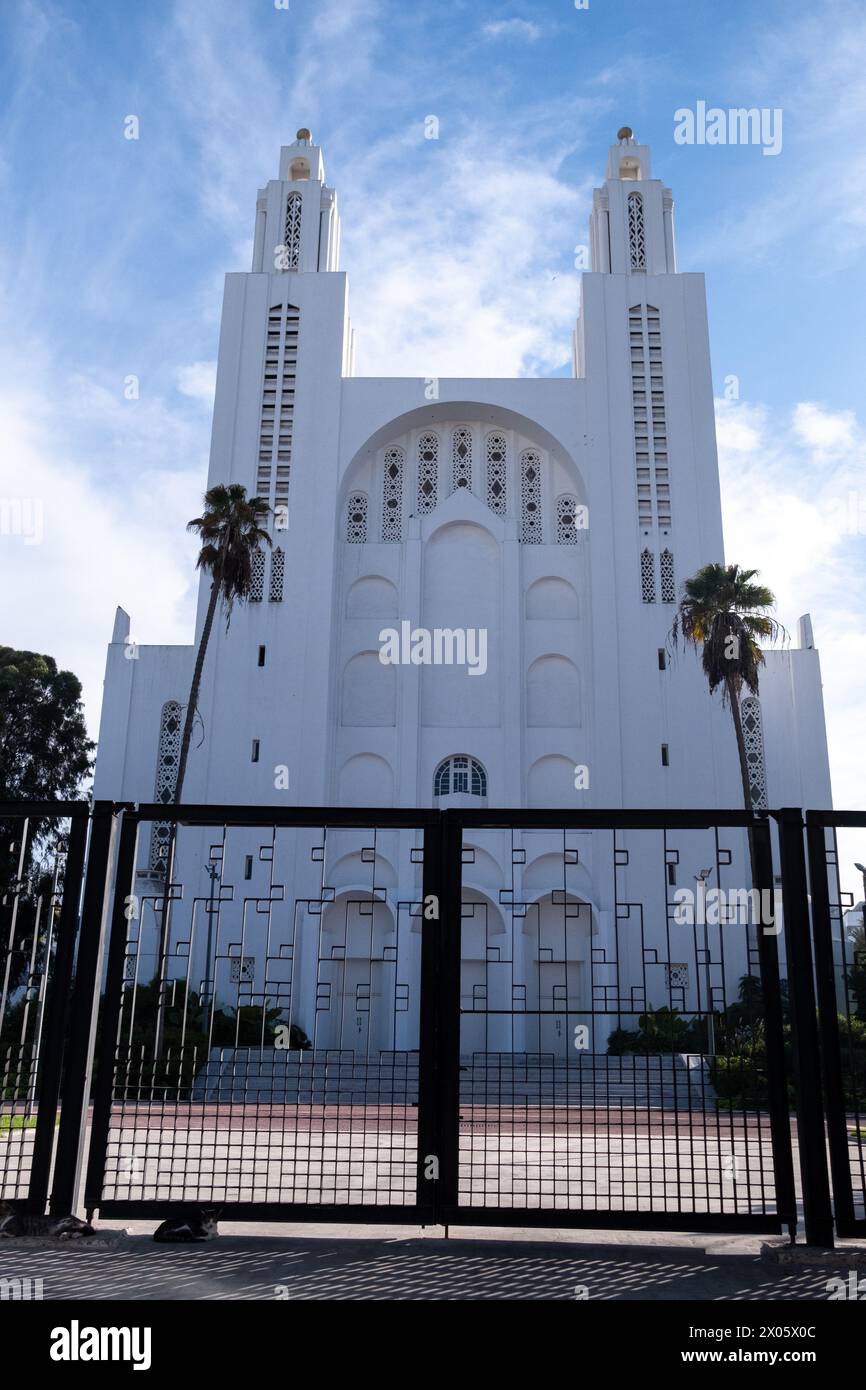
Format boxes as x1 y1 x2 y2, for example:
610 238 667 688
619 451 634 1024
152 1209 220 1243
0 1201 94 1240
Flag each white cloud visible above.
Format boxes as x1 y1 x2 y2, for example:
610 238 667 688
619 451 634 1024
482 19 542 42
716 396 866 877
177 361 218 404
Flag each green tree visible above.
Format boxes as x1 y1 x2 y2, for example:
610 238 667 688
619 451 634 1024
0 647 93 998
172 484 271 804
671 563 782 812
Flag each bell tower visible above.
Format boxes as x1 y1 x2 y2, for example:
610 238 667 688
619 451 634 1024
589 127 676 275
251 128 342 275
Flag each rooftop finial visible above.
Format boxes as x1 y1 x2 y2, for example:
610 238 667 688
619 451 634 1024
617 126 634 143
296 127 312 142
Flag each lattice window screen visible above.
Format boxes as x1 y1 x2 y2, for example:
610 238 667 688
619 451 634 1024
149 700 181 872
417 433 439 514
640 548 656 602
452 428 472 491
556 495 579 545
660 548 675 603
382 447 404 541
627 192 646 270
249 548 265 601
741 696 769 810
519 450 542 543
346 492 368 543
485 433 507 515
269 547 285 602
284 192 302 270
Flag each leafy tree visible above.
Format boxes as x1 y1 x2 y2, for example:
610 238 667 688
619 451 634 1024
0 648 93 995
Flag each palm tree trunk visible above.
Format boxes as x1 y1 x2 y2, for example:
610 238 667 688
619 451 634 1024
173 572 222 807
155 550 224 1058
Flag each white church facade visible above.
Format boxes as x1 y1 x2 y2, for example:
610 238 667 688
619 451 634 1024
92 129 833 1057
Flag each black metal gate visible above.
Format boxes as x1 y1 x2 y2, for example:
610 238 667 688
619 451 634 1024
0 800 90 1213
76 803 798 1237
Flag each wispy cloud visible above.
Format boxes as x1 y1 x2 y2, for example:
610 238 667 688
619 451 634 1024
482 19 542 43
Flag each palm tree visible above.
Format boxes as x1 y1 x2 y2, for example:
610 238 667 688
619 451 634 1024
671 562 782 812
172 483 271 805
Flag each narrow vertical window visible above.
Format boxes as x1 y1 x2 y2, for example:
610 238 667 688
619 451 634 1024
284 192 302 270
149 700 182 873
451 428 472 491
520 450 542 543
417 433 439 514
382 446 404 541
485 432 507 515
741 696 768 810
661 743 669 766
249 548 265 602
627 192 646 270
269 547 285 601
251 739 260 763
258 646 266 667
244 855 253 880
657 648 666 671
346 491 368 543
660 548 675 603
556 495 579 545
640 548 656 602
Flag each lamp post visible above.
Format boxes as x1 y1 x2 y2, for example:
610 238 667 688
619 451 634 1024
694 869 716 1056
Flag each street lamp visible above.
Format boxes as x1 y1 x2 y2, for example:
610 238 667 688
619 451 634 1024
694 869 716 1056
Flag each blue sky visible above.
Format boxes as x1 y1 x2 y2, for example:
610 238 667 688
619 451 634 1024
1 0 864 888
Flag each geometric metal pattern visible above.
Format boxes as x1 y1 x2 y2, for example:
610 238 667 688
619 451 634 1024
149 700 182 872
451 428 472 492
520 450 542 543
741 696 768 810
485 432 507 515
269 547 285 603
417 433 438 514
382 446 404 541
556 494 579 545
249 548 266 601
640 547 656 603
627 192 646 270
660 547 675 603
346 491 368 543
284 192 302 271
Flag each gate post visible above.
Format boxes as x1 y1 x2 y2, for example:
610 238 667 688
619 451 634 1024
776 807 834 1248
49 801 116 1216
26 809 89 1213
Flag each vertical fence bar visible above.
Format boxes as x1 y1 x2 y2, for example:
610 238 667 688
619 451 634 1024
806 815 856 1235
83 814 140 1215
776 807 834 1247
25 810 89 1213
49 802 116 1216
752 817 797 1235
434 811 464 1222
416 818 442 1221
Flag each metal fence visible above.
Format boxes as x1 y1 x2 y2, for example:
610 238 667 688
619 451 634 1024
0 799 863 1246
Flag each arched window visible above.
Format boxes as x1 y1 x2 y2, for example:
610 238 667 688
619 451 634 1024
149 700 181 872
485 432 507 514
452 428 472 491
346 492 368 543
627 192 646 270
741 697 768 810
382 446 404 541
520 450 542 543
417 433 439 514
284 192 302 270
556 494 580 544
434 755 488 799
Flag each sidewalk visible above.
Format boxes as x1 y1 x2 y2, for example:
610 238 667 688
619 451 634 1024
1 1223 862 1300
